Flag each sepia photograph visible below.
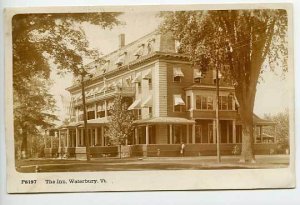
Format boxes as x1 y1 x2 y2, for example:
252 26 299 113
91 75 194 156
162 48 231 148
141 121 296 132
4 3 295 193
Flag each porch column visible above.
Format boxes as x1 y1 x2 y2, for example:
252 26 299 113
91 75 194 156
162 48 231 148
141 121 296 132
260 125 262 143
254 126 257 143
186 125 189 144
232 120 236 143
134 127 138 145
58 130 61 148
169 124 173 144
226 121 229 144
213 120 216 144
94 103 97 119
104 100 108 117
50 134 53 149
101 126 105 146
145 125 149 145
75 128 79 147
95 128 98 145
66 129 70 147
192 124 195 144
81 129 84 146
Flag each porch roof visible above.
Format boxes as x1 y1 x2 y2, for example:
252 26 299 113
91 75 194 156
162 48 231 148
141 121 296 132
134 117 195 125
253 114 276 126
77 117 110 127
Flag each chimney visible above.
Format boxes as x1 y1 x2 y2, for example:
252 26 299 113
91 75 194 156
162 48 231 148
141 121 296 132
119 33 125 48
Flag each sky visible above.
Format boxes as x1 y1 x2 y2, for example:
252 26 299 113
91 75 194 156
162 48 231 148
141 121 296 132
49 11 289 121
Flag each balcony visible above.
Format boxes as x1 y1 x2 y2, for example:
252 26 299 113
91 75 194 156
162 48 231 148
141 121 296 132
73 87 135 106
190 110 238 120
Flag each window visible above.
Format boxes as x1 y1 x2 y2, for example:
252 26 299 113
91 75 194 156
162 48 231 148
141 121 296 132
202 97 207 110
137 82 142 93
173 67 184 82
173 95 185 112
137 109 142 119
219 96 233 110
207 97 213 110
148 78 152 90
149 107 152 117
173 76 181 82
174 105 181 112
194 78 201 83
187 96 191 110
196 95 214 110
87 111 95 120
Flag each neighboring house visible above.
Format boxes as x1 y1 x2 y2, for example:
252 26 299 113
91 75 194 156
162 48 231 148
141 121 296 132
44 30 277 158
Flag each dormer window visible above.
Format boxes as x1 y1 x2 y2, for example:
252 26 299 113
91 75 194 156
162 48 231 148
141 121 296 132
173 66 184 82
134 44 145 58
116 52 126 66
147 38 155 54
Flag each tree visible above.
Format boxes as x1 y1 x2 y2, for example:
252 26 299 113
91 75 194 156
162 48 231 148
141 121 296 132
13 74 57 158
105 95 135 146
13 13 122 159
264 110 289 153
160 10 288 162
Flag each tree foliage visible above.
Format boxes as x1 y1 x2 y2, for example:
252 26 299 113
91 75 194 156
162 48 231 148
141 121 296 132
13 12 122 157
264 110 289 152
160 10 288 161
105 96 135 145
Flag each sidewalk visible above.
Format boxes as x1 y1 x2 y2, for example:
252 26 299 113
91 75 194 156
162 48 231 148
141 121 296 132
16 154 290 173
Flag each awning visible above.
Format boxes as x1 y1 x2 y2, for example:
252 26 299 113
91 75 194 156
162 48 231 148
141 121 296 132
194 69 203 79
141 95 152 108
132 73 142 83
173 67 184 77
174 95 185 106
143 69 152 79
128 99 141 110
134 117 195 125
234 95 240 107
213 70 222 79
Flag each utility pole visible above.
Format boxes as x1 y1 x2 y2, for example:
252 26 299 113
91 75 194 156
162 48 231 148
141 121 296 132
216 63 221 163
80 69 91 161
216 26 222 163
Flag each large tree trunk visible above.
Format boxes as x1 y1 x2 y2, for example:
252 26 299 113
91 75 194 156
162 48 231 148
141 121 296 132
239 111 255 163
21 129 28 159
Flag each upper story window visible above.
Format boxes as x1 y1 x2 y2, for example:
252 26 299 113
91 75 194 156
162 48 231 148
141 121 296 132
173 94 185 112
148 107 153 118
213 69 222 84
186 96 191 110
97 102 105 118
196 95 213 110
173 67 184 82
218 95 234 110
194 69 203 83
143 69 152 90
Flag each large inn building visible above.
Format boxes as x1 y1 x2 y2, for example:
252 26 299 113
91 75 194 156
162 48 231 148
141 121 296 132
44 30 277 158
